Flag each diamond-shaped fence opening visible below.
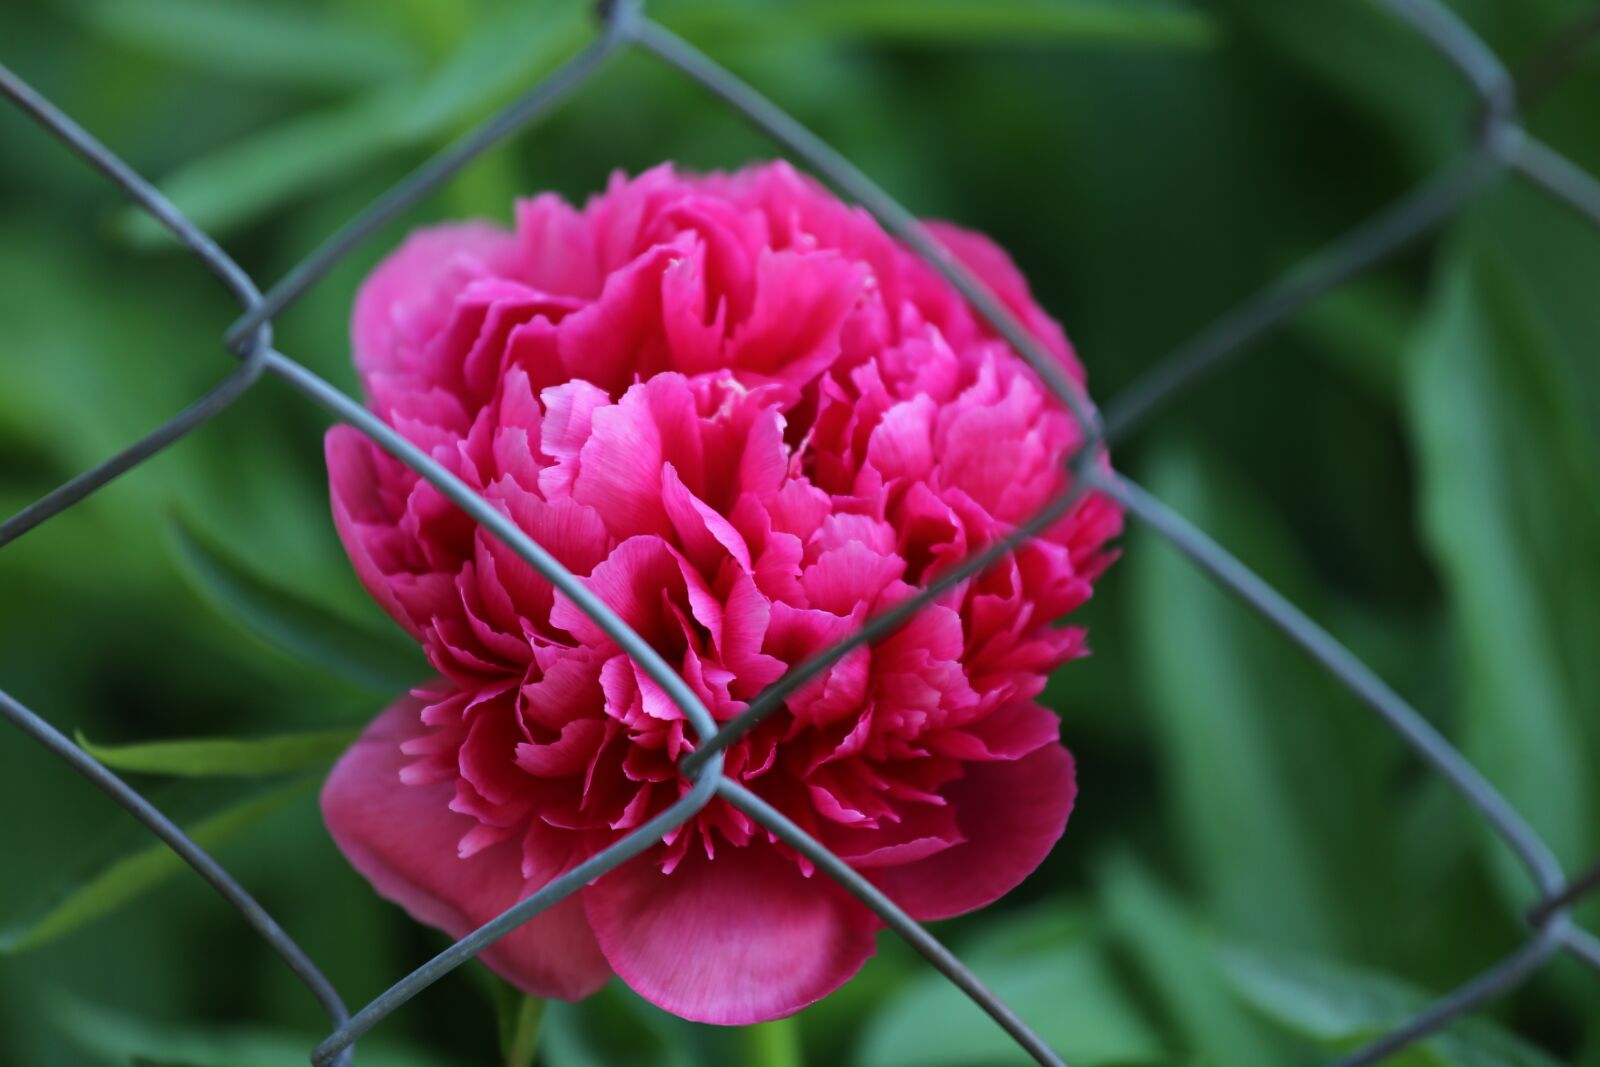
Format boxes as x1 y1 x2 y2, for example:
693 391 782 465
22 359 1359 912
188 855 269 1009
2 1 1599 1065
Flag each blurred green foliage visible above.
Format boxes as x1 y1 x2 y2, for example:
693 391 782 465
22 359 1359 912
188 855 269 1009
1 0 1598 1064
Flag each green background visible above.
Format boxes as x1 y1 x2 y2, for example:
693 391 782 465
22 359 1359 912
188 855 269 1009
1 0 1598 1063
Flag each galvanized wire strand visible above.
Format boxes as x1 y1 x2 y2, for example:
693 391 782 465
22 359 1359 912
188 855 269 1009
0 62 275 548
1380 0 1516 121
1100 151 1502 443
626 16 1103 443
626 11 1108 785
261 348 743 1056
272 336 1073 1067
0 64 354 1063
0 689 355 1067
681 475 1094 777
1084 464 1582 1067
1513 5 1600 110
311 754 724 1066
718 778 1069 1067
1562 926 1600 972
1331 925 1568 1067
1510 134 1600 229
261 350 720 748
1528 860 1600 928
1096 471 1568 896
222 0 641 354
1101 0 1549 445
0 64 265 310
2 1 1599 1063
0 354 264 549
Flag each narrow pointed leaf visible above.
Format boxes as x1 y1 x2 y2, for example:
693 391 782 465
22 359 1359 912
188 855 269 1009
167 513 424 692
1405 206 1600 901
0 779 312 954
76 727 358 778
670 0 1217 49
51 992 454 1067
78 0 419 90
1219 942 1565 1066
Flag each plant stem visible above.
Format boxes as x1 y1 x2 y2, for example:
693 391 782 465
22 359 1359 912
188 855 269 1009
495 988 545 1067
741 1017 804 1067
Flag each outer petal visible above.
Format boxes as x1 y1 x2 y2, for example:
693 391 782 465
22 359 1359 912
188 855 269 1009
326 426 418 638
322 696 611 1000
583 843 879 1023
870 727 1076 921
923 219 1081 379
353 221 519 383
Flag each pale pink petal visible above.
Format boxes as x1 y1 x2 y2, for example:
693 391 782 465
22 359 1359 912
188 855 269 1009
571 381 680 540
866 395 936 484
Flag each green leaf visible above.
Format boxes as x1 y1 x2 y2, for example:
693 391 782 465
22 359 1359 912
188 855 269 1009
118 91 411 247
49 991 453 1067
394 0 588 143
1404 209 1600 900
1292 276 1414 400
1095 853 1283 1067
166 513 424 692
667 0 1218 49
78 0 419 90
1218 942 1566 1067
117 0 587 245
1204 0 1463 167
541 983 699 1067
0 779 312 954
857 901 1164 1067
111 0 1209 246
1127 446 1400 954
75 727 357 778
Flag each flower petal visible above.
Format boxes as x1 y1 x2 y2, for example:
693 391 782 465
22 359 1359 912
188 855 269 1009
322 696 611 1000
583 842 879 1023
923 220 1080 377
870 727 1075 921
326 427 419 637
352 221 518 385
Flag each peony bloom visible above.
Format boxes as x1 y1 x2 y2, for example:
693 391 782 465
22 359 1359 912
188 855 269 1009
321 162 1120 1023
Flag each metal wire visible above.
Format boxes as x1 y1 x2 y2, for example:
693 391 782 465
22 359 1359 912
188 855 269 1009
0 64 272 550
1099 152 1501 442
3 0 1599 1065
0 689 354 1067
1330 926 1569 1067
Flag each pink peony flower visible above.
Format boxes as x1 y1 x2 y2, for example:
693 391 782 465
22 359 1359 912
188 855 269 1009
321 162 1121 1023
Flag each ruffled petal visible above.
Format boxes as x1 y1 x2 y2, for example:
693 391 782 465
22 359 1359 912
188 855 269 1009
923 219 1080 378
322 696 611 1000
326 427 418 638
352 221 519 385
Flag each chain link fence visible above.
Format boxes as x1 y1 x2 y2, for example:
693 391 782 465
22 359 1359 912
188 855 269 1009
3 1 1599 1064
